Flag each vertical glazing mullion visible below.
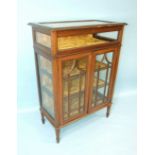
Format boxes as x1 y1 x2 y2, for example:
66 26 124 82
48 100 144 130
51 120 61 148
78 71 82 113
67 74 71 118
103 64 109 102
94 66 100 106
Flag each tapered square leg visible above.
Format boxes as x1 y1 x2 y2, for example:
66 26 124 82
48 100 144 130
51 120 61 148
106 106 111 118
55 128 60 143
41 112 45 124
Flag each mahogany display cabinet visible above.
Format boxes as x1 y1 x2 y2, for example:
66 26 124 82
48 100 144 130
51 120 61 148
29 20 127 143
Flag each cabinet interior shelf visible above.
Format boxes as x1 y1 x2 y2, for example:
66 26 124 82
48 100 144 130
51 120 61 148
58 34 109 50
63 76 105 97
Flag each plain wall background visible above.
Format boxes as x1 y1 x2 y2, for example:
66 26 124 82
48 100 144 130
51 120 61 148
17 0 136 110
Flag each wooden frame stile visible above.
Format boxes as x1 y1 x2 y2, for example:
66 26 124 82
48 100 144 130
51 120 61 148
86 54 93 113
109 48 121 100
57 57 63 126
104 47 119 117
50 31 62 143
87 50 96 111
105 26 125 117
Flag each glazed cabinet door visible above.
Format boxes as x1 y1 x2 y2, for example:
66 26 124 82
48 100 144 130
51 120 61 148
59 54 90 124
88 48 118 112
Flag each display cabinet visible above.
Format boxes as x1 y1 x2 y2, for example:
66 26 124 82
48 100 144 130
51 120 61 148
29 20 126 143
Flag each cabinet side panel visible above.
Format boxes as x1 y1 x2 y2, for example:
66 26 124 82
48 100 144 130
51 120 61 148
36 32 51 48
37 54 55 119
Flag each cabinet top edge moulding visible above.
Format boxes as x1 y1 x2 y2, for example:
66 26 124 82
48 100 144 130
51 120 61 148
28 19 127 31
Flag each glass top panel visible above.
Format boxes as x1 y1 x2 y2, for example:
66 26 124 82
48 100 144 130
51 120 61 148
41 21 110 28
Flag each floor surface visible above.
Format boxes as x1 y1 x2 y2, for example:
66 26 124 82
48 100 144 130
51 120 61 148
18 93 136 155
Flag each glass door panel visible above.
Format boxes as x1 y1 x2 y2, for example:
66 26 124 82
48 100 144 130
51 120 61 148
91 51 114 108
62 57 88 121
